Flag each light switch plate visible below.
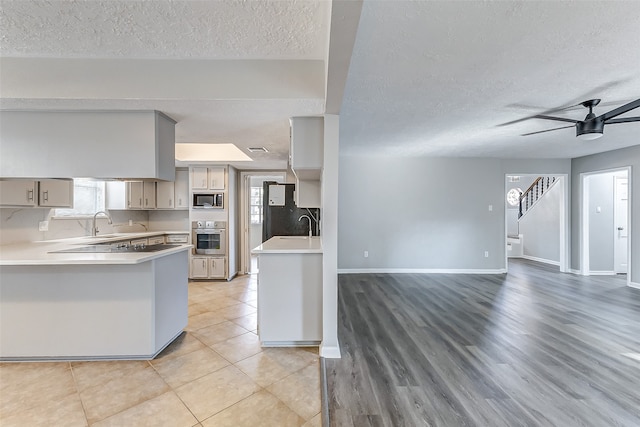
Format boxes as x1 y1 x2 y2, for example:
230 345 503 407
39 221 49 231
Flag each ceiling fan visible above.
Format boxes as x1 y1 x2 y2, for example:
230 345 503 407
522 98 640 140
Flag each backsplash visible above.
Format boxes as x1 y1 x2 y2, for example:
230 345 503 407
0 209 149 245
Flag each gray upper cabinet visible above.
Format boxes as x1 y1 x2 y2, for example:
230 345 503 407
0 180 37 207
191 167 225 191
0 179 73 208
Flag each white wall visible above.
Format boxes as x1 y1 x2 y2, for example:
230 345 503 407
572 145 640 285
519 180 561 264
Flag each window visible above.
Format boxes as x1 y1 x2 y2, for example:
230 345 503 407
250 186 263 224
54 179 106 217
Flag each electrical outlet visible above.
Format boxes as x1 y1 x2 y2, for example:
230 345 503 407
484 251 489 258
39 221 49 231
364 250 369 258
129 219 133 226
488 204 493 211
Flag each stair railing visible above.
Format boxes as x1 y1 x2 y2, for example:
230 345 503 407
518 176 557 219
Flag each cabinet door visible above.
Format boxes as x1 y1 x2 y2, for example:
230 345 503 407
174 170 189 209
148 236 165 245
127 182 144 209
209 167 225 190
143 181 156 208
39 179 73 207
289 117 323 170
191 167 208 190
156 181 174 209
209 257 226 279
0 180 37 207
190 257 209 278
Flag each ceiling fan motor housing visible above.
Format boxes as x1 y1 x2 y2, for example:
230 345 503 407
576 115 604 138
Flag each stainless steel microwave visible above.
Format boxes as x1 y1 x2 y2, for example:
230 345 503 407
192 193 223 209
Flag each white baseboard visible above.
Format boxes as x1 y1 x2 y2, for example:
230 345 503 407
337 268 507 275
319 343 341 359
569 269 582 275
588 270 616 276
521 255 560 266
629 281 640 290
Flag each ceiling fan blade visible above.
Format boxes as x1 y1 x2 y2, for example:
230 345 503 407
498 103 583 127
601 98 640 121
605 116 640 125
521 125 575 136
533 115 579 124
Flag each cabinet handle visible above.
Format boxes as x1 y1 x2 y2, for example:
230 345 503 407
43 190 48 202
139 198 142 206
169 199 172 207
145 198 148 206
26 189 34 202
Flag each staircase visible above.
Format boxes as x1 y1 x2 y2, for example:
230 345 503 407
518 176 559 219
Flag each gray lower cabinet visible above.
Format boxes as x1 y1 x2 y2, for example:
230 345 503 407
190 256 226 279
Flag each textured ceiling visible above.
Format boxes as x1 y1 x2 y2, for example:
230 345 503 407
0 0 329 169
2 0 639 167
0 0 327 59
341 1 640 158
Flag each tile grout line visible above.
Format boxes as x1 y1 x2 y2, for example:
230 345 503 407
67 361 92 427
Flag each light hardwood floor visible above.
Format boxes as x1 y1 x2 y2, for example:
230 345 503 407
324 259 640 426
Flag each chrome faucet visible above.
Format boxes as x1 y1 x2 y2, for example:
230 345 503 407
298 214 313 237
92 211 113 237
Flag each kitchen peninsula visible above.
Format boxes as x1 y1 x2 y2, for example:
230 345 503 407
0 235 191 361
252 236 322 346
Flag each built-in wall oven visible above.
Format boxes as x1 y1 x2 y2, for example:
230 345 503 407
192 221 226 255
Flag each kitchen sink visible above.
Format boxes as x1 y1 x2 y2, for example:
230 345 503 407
51 244 182 254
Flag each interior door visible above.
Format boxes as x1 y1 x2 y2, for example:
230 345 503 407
614 176 628 274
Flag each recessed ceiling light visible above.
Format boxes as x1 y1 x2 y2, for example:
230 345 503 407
175 143 253 162
247 147 269 153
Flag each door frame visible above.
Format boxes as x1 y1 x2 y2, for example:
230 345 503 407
579 166 631 284
239 171 286 274
504 173 569 273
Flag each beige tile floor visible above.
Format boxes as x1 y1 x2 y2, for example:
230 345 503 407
0 274 322 427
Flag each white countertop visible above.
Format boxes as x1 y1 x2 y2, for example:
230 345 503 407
252 236 322 254
0 231 191 266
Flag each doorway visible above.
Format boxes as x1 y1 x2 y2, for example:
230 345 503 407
580 167 630 279
504 174 569 273
239 172 286 274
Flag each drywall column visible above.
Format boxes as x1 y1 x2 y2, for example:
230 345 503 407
320 114 340 358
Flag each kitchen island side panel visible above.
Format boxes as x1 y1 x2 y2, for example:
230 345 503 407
153 251 188 350
0 251 187 360
257 252 322 344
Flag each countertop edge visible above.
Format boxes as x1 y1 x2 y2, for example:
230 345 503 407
0 245 192 266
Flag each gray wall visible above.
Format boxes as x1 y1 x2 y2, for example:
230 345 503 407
587 172 616 271
519 180 561 263
338 156 571 272
338 156 505 270
572 144 640 283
